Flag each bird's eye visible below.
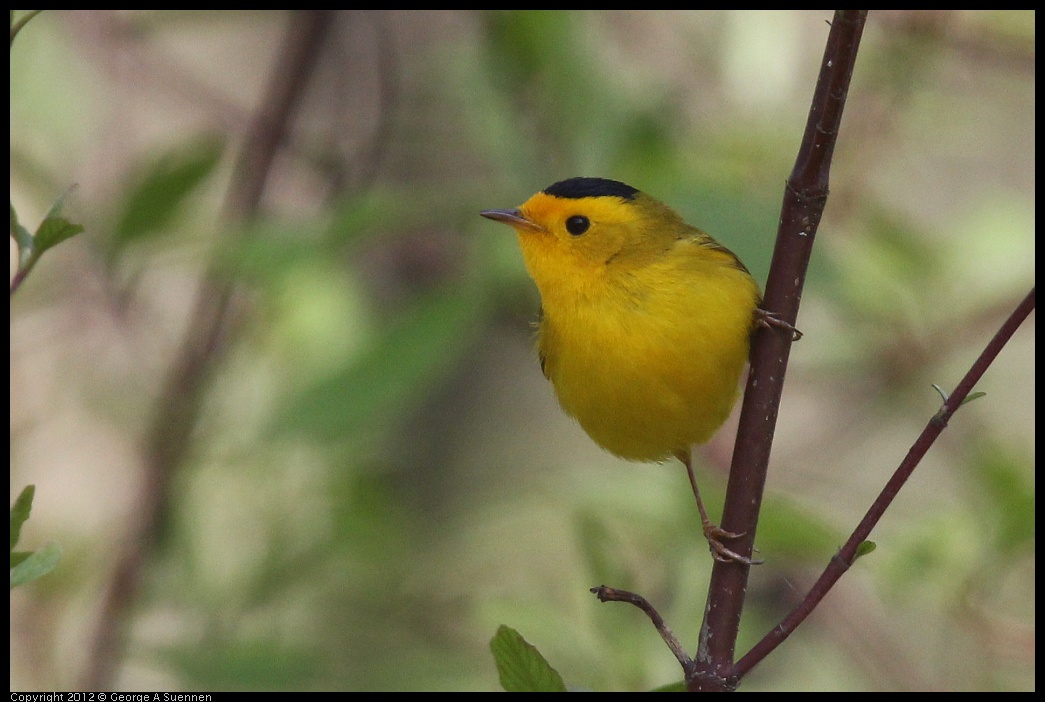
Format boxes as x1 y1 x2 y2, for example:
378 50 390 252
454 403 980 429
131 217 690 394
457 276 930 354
565 215 590 236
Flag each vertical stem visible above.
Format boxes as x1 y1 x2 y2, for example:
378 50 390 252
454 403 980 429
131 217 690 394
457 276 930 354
688 11 867 692
81 11 335 690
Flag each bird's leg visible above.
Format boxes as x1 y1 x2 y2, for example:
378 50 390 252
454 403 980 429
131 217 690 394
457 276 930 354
754 307 802 341
677 450 763 565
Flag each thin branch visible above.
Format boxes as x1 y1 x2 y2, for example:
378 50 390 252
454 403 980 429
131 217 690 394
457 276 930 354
9 265 31 295
733 287 1035 679
591 586 695 678
689 10 868 692
10 10 44 47
81 11 335 690
324 11 400 197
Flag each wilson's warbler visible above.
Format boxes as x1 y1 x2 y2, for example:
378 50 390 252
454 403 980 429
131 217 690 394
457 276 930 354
482 177 785 564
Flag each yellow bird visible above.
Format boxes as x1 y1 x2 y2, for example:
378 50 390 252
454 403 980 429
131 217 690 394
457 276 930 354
482 177 782 563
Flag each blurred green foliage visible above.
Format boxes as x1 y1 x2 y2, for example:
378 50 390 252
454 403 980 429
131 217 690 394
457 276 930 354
107 137 225 262
490 625 567 692
10 185 84 293
10 485 61 589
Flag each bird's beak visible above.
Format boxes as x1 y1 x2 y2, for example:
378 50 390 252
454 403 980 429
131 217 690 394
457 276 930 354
480 208 544 232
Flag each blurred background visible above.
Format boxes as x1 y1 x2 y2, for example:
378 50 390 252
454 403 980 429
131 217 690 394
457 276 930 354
10 10 1034 692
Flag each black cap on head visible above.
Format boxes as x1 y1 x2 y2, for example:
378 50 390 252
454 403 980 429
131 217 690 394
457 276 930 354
542 177 639 201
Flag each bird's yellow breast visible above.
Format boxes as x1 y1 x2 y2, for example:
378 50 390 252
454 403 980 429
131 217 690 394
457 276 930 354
482 179 762 462
535 238 758 461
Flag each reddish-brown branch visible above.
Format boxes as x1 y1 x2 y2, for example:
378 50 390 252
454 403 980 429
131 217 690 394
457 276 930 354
689 10 868 692
591 586 695 676
733 286 1035 678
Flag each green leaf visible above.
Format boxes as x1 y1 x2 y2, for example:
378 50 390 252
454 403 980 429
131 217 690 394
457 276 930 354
933 384 987 410
10 542 60 589
854 540 877 560
10 203 34 258
650 680 687 692
10 487 61 588
34 215 85 254
10 485 35 552
9 189 84 291
489 625 567 692
43 183 78 221
109 137 224 255
960 391 987 407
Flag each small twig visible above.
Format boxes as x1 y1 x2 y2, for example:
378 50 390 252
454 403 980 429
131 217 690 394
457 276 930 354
733 286 1035 679
591 586 694 677
9 265 31 296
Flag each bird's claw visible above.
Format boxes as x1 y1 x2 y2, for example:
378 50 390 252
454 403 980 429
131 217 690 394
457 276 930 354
754 308 802 341
704 524 764 565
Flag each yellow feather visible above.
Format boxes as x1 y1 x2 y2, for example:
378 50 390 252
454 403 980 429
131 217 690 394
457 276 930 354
482 177 760 463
